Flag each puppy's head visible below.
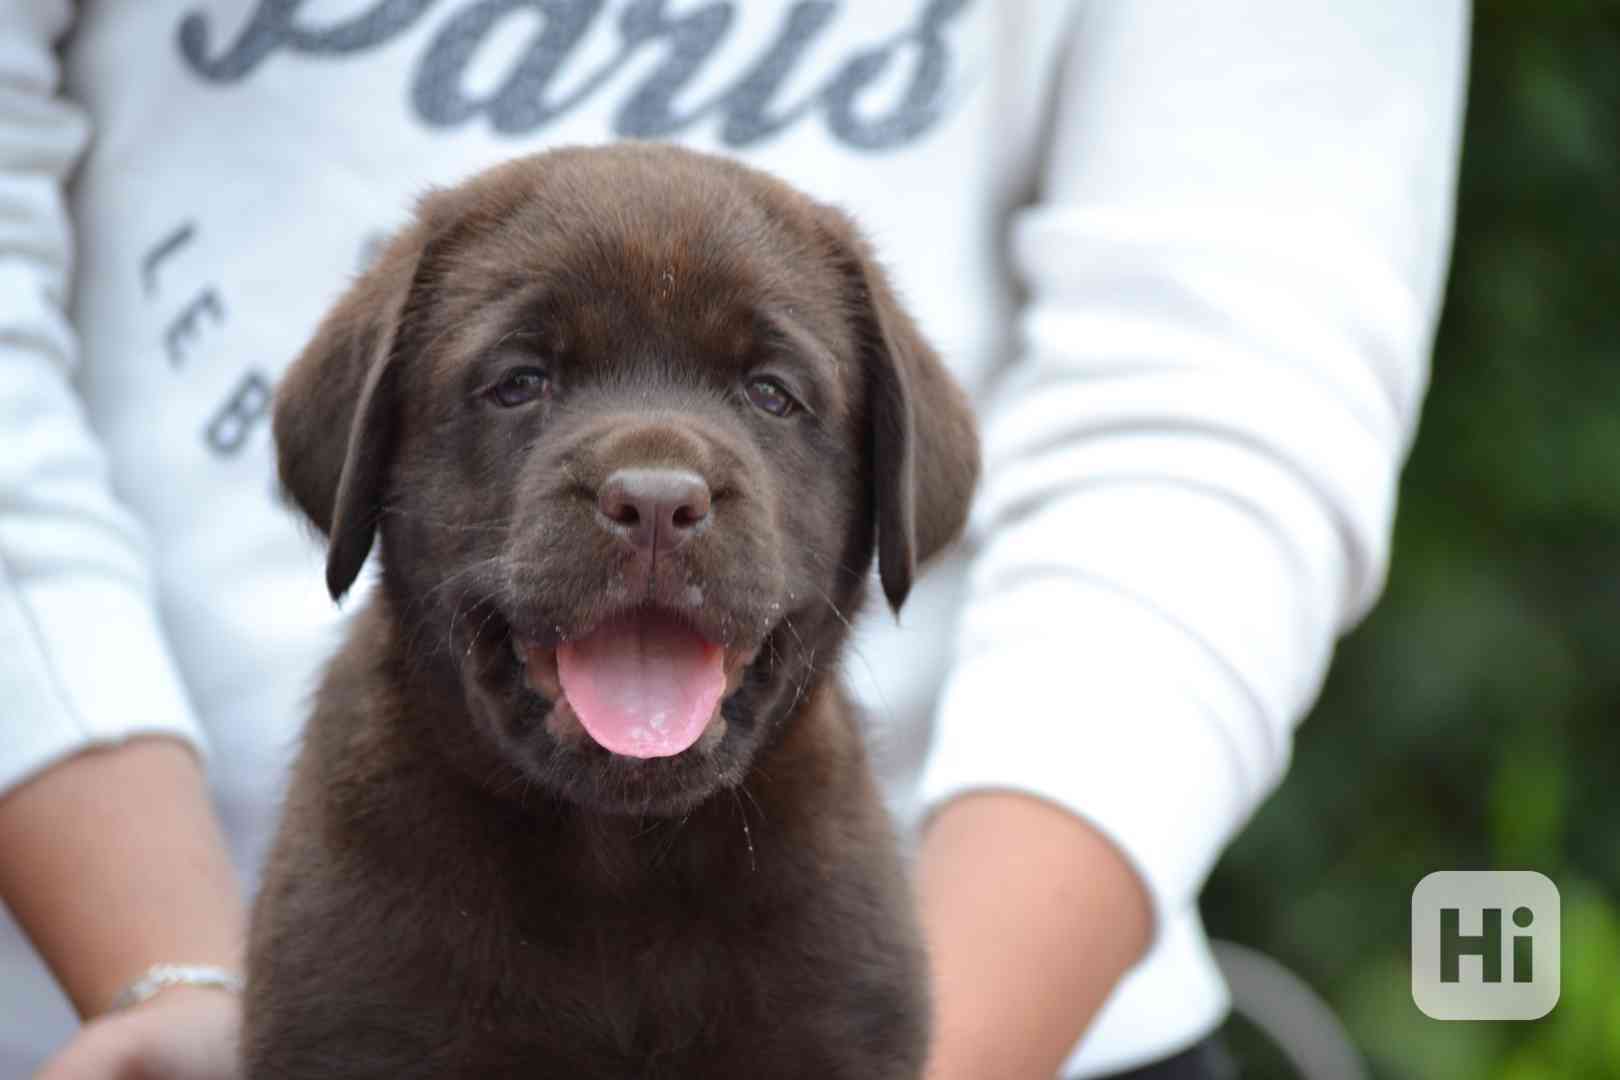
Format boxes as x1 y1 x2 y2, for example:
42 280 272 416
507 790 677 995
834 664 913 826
275 145 977 816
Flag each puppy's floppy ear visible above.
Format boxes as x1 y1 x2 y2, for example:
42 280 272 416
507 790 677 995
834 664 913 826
816 207 980 613
273 212 435 602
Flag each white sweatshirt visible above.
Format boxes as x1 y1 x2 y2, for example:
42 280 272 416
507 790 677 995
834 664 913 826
0 1 1467 1074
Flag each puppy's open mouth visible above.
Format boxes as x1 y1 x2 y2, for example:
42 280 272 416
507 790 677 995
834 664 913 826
517 609 729 759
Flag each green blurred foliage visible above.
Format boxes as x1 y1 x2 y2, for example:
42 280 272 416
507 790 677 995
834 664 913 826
1202 11 1620 1079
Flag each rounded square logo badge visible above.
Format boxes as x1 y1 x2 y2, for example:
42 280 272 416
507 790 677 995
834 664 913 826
1411 870 1560 1021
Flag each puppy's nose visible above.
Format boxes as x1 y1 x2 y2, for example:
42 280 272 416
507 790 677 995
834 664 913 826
596 468 711 553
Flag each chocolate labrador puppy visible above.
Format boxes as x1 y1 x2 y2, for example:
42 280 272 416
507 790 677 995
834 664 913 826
245 143 978 1079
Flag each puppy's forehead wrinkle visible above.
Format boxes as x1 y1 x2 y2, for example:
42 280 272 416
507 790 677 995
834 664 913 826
423 153 845 336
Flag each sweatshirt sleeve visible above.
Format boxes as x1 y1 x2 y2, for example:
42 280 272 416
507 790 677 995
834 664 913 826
918 1 1469 924
0 0 207 796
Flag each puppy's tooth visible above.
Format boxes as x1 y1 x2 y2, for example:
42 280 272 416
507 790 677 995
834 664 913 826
513 639 527 664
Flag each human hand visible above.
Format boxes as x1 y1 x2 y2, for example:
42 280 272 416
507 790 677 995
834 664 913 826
34 987 241 1080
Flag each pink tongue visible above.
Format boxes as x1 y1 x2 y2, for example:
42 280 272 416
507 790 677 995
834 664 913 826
557 612 726 759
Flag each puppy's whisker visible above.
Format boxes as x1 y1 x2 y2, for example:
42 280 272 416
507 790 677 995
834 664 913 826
377 505 511 534
417 555 508 606
485 763 529 804
779 613 806 652
654 810 694 869
729 789 757 873
435 582 482 665
464 604 502 662
399 556 508 655
739 782 767 830
785 639 816 718
798 577 863 637
800 547 880 588
443 594 471 664
797 579 896 723
775 613 817 718
394 555 508 661
842 640 896 724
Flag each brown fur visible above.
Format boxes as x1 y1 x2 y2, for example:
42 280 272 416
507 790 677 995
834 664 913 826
246 144 979 1079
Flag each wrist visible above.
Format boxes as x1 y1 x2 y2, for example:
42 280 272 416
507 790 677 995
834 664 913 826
110 963 245 1014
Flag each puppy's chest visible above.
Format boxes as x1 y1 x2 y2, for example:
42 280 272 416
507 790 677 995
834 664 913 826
438 892 799 1065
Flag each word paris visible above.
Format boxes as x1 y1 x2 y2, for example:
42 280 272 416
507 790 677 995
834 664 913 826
178 0 972 150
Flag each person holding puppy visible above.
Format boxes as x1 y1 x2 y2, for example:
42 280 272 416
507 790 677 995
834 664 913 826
0 2 1468 1078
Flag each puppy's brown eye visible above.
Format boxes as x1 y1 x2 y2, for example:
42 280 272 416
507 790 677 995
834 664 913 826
488 366 551 408
744 377 797 418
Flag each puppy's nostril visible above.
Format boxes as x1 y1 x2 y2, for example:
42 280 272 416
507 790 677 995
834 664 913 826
597 483 646 529
597 468 711 552
671 477 712 523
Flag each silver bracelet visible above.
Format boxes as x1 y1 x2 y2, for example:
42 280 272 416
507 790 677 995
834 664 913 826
110 964 245 1011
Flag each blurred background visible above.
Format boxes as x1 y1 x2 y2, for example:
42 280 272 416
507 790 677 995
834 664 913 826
1201 8 1620 1078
